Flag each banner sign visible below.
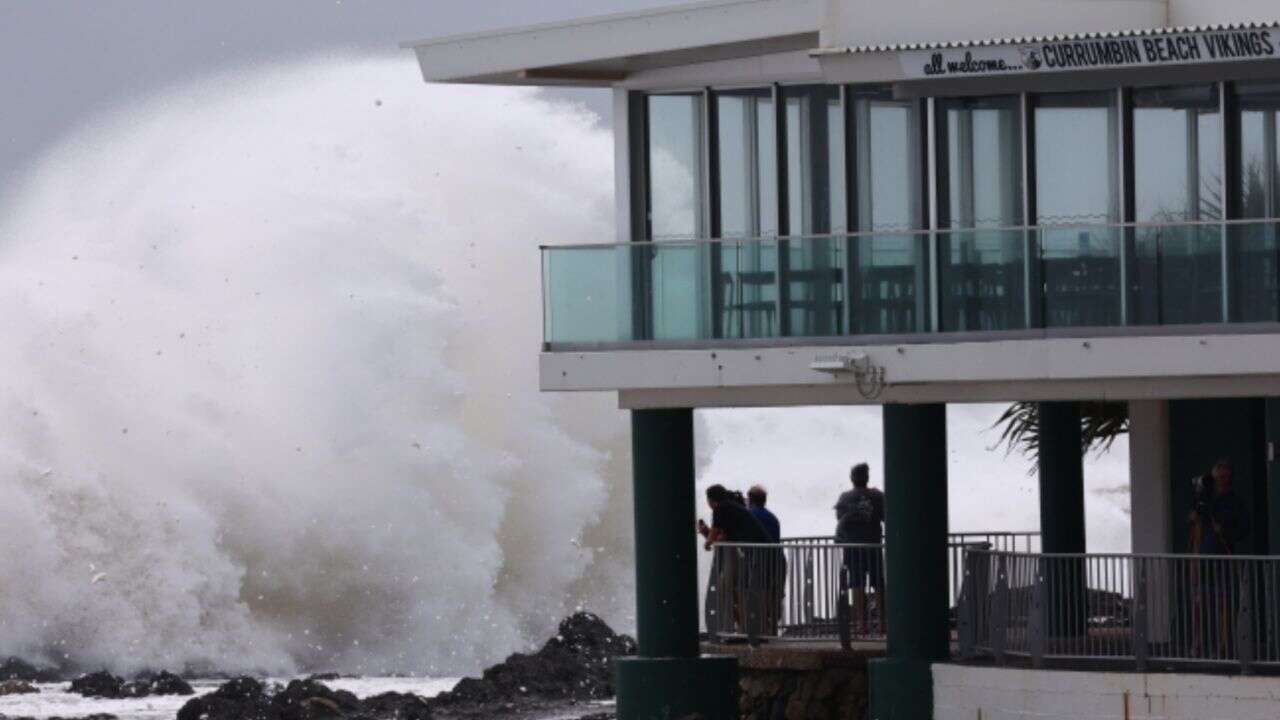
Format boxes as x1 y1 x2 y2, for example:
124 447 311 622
900 27 1277 80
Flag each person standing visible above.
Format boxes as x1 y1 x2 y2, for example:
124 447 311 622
747 485 781 542
835 463 886 635
747 485 785 634
699 485 772 640
1190 459 1251 657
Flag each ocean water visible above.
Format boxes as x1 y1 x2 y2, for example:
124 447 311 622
0 677 459 720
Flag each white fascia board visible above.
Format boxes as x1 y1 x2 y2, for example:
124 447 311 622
822 0 1167 52
540 332 1280 407
1171 0 1280 26
619 49 824 90
403 0 824 86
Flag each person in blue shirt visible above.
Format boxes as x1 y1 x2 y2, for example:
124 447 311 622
747 485 785 635
746 485 781 542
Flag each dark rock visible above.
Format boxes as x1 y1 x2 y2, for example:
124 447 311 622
175 676 272 720
148 670 195 696
432 611 635 709
68 669 191 699
0 658 63 683
355 692 433 720
176 612 632 720
274 679 363 719
0 680 38 695
69 671 124 699
176 677 386 720
306 672 342 682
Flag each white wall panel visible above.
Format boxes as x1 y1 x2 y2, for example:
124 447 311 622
934 664 1280 720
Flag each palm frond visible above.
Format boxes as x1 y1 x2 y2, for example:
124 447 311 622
991 400 1129 474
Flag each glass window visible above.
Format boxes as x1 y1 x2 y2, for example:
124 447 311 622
1232 82 1280 322
1034 91 1121 328
1130 84 1222 325
849 89 928 334
646 94 708 339
937 96 1025 331
647 94 704 241
715 89 778 337
716 90 776 238
940 96 1023 229
783 86 846 336
784 86 846 235
1133 84 1221 223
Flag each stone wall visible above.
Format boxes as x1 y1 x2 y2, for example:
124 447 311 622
704 643 877 720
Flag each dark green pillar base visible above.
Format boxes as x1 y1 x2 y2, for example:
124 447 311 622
615 655 738 720
868 657 933 720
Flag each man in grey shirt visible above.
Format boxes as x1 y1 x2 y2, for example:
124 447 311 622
835 463 886 634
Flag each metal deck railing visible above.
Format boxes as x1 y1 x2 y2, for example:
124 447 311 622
705 531 1039 646
958 549 1280 673
542 219 1280 349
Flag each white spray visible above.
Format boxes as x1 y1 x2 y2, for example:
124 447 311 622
0 54 632 677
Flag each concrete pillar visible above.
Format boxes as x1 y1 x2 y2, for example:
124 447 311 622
1128 400 1171 643
1129 400 1172 553
1038 401 1087 639
615 409 737 720
870 403 949 720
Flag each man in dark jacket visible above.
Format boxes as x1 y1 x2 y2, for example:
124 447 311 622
1191 459 1251 657
835 463 886 634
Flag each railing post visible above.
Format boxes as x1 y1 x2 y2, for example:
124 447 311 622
837 559 853 651
992 553 1010 665
1237 560 1256 674
1133 557 1149 673
706 545 724 639
744 547 762 646
1029 557 1046 668
803 551 815 625
957 549 976 658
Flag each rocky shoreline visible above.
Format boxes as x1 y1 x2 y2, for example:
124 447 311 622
0 612 634 720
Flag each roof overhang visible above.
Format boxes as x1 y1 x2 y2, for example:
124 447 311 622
400 0 824 87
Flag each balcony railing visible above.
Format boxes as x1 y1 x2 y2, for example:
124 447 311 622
704 531 1038 647
958 549 1280 673
541 219 1280 348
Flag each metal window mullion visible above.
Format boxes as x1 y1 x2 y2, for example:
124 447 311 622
704 88 723 340
1022 92 1038 329
1264 110 1278 219
630 92 653 341
927 97 941 333
1222 81 1236 322
774 83 791 336
1118 87 1134 326
841 85 855 336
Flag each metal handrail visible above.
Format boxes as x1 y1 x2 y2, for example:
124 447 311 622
541 217 1279 250
959 548 1280 673
704 534 1040 646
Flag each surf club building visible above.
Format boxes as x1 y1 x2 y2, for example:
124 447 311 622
406 1 1280 718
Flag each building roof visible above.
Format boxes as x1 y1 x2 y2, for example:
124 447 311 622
814 20 1280 56
401 0 824 87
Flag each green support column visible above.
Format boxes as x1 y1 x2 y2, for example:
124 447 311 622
615 409 737 720
1038 401 1087 639
870 403 949 720
1038 402 1086 554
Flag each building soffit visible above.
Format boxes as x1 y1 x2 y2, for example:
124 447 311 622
401 0 825 88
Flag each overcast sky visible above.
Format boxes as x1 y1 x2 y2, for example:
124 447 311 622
0 0 674 196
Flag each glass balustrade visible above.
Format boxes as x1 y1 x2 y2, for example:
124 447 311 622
541 220 1280 346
